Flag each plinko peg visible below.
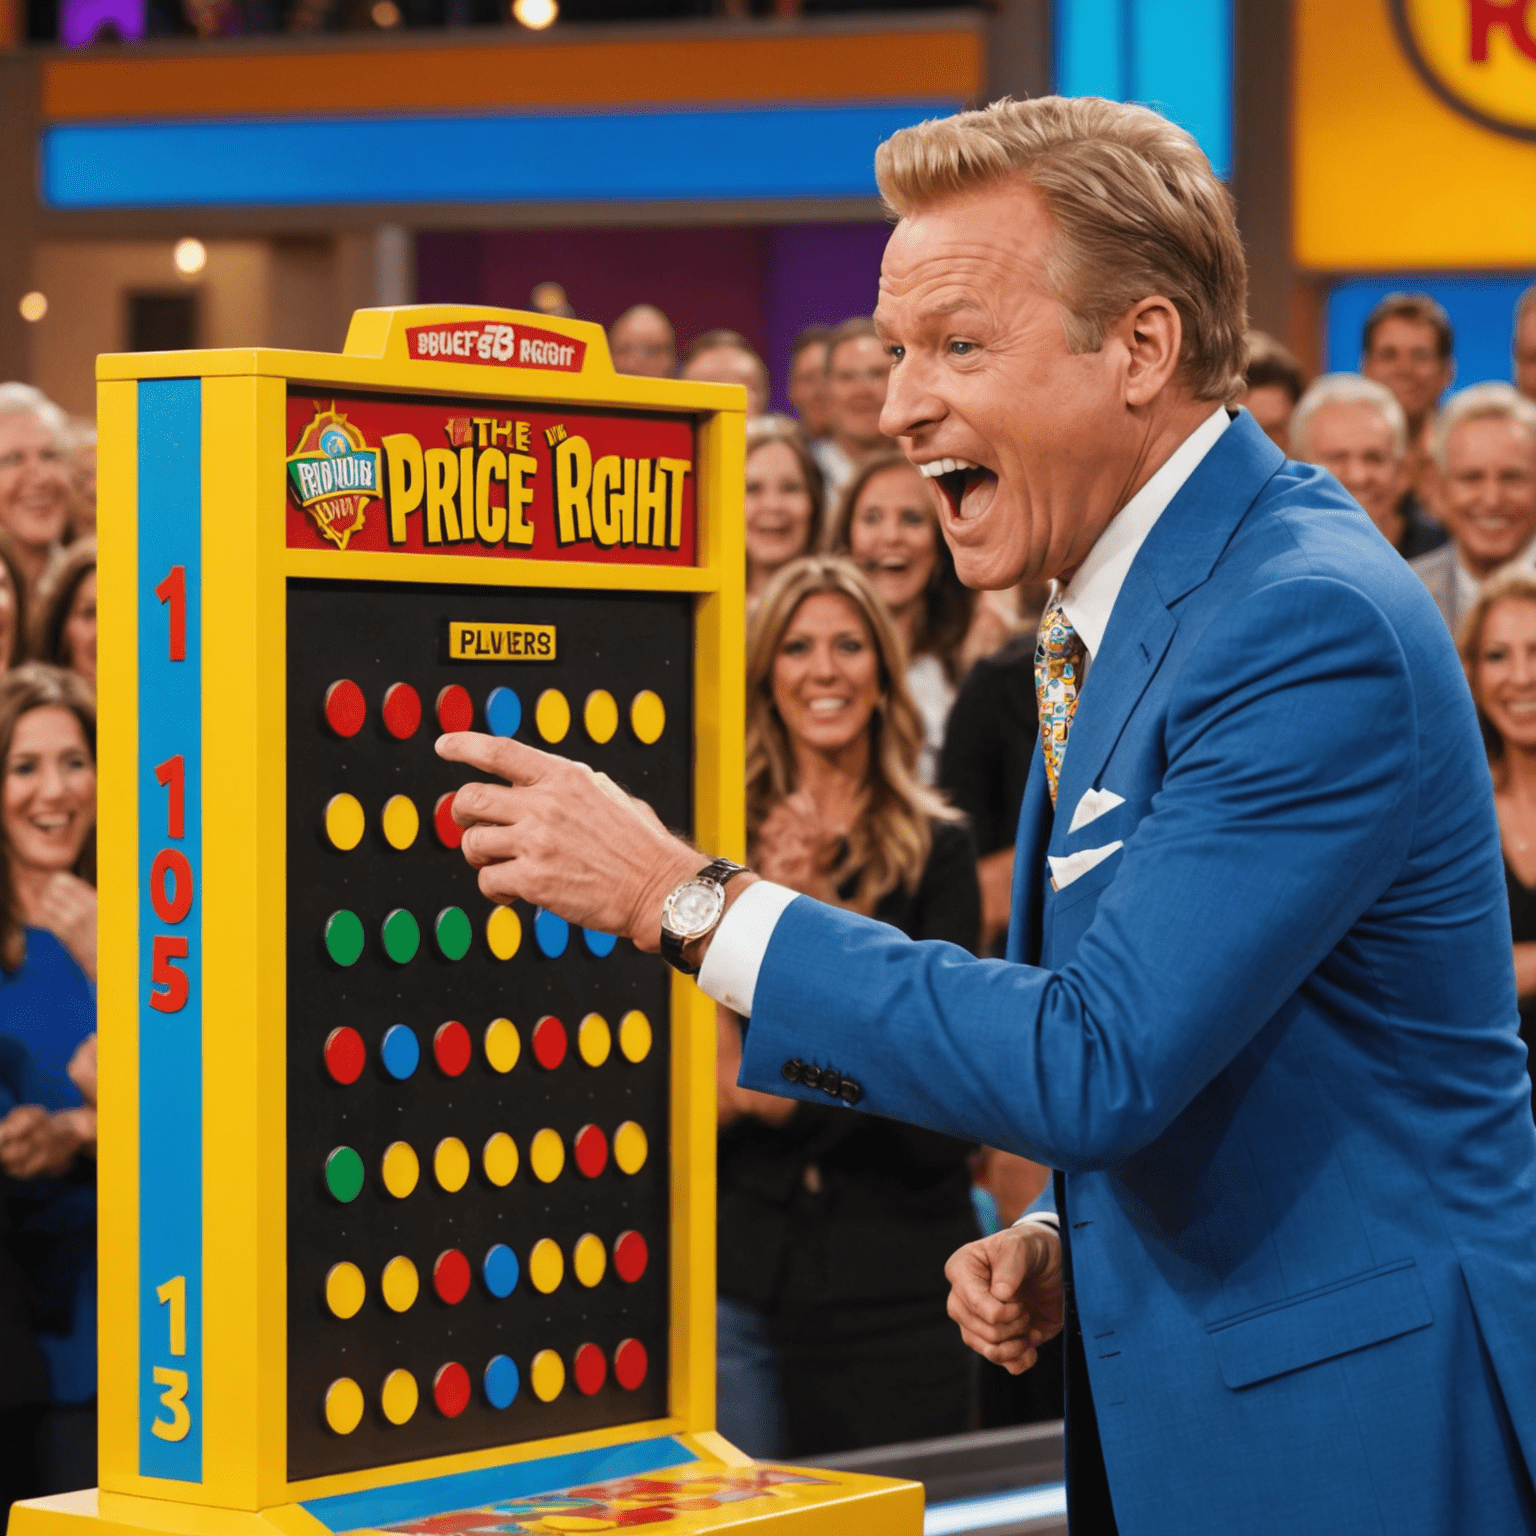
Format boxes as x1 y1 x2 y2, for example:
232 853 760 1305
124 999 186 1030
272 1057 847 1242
324 1261 365 1319
486 905 521 960
613 1120 648 1175
619 1009 652 1063
485 686 521 737
433 1020 471 1076
530 1349 564 1403
324 1377 364 1434
381 1023 420 1080
433 792 464 849
533 908 569 958
324 679 365 737
381 1368 418 1426
528 1238 563 1294
436 683 473 733
381 908 421 963
535 688 570 743
323 1026 365 1085
381 1255 419 1313
434 1136 470 1192
382 794 419 850
324 909 364 967
432 1248 471 1304
574 1124 608 1179
583 928 618 957
484 1016 519 1072
532 1015 567 1070
578 1012 611 1067
483 1131 518 1187
573 1233 606 1288
613 1229 648 1284
630 689 665 744
530 1127 565 1183
483 1354 519 1409
381 1140 419 1199
433 1361 471 1418
324 793 364 851
324 1146 364 1203
573 1343 606 1396
583 688 618 743
382 682 422 739
614 1338 648 1391
435 905 473 960
482 1243 519 1298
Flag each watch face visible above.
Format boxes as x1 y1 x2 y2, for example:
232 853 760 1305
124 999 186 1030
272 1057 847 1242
668 880 722 938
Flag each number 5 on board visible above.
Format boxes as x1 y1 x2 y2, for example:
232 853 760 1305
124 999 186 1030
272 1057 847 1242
150 1367 190 1442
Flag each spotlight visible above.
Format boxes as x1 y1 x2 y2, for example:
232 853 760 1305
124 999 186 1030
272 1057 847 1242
18 292 47 323
174 238 208 277
371 1 401 26
512 0 556 29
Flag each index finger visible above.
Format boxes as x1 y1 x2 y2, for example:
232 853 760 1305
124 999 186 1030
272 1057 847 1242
435 731 560 785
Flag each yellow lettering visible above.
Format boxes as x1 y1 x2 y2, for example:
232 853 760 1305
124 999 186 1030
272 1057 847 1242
491 419 512 445
476 448 508 544
424 448 460 544
591 454 629 549
458 446 475 544
516 421 531 452
151 1367 191 1442
659 457 691 549
473 416 493 447
506 452 536 546
156 1274 186 1356
383 433 424 544
554 436 593 545
635 458 665 546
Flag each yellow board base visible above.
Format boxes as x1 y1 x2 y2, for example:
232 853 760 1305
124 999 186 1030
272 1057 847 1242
9 1446 921 1536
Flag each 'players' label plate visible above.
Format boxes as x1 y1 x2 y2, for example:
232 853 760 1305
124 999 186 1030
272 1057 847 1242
448 622 556 662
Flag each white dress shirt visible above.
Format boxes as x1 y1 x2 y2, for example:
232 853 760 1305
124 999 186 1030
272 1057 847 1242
697 406 1233 1020
1453 532 1536 623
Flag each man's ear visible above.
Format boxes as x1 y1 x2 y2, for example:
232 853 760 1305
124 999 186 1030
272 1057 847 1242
1120 295 1185 408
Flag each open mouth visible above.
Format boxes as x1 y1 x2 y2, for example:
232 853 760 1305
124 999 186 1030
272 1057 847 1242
918 458 996 521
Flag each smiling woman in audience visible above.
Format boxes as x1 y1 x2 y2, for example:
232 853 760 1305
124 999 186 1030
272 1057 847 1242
715 554 980 1459
743 417 825 613
32 540 96 694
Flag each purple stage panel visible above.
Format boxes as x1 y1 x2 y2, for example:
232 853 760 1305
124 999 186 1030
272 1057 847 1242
60 0 145 43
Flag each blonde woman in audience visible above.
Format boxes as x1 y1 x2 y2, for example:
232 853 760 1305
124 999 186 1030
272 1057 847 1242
743 417 825 614
715 555 980 1459
32 541 96 693
1461 572 1536 1103
829 451 1011 781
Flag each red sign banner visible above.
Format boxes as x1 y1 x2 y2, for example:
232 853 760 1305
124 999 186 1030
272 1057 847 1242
403 320 587 372
285 393 696 566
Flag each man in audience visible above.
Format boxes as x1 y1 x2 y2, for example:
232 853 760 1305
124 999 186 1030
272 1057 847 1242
608 303 677 379
1291 373 1445 559
1412 382 1536 630
0 387 70 596
680 329 770 417
813 316 894 503
1515 284 1536 402
1239 330 1304 451
1361 293 1455 497
787 325 832 440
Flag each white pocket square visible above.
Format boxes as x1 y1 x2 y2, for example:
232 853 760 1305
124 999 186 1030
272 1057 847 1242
1069 786 1126 834
1048 841 1123 892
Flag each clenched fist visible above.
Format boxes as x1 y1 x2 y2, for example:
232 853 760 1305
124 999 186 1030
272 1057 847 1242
945 1220 1065 1375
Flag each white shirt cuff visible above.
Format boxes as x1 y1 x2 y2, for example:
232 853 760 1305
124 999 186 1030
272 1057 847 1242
695 880 799 1016
1015 1211 1059 1232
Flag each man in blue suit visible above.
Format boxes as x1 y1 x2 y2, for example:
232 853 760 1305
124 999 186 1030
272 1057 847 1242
439 96 1536 1532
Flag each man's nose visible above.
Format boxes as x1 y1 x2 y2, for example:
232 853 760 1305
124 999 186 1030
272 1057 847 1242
881 362 942 441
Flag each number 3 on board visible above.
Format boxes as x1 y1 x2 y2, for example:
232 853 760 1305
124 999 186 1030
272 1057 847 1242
151 1275 191 1442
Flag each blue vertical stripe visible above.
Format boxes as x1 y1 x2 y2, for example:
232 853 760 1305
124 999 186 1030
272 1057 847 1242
1056 0 1128 101
137 378 203 1483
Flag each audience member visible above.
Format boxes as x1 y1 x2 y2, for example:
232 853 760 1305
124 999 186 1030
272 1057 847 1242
813 317 894 503
0 387 71 598
744 418 824 612
1516 284 1536 403
830 452 1008 783
0 665 98 1496
787 326 832 440
607 304 676 379
681 329 770 417
1459 571 1536 1106
1240 330 1305 451
1361 292 1455 495
1291 373 1446 558
32 542 97 693
63 424 95 543
0 531 30 674
1413 383 1536 631
716 554 979 1458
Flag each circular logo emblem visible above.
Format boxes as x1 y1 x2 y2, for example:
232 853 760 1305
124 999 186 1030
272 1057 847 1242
1392 0 1536 140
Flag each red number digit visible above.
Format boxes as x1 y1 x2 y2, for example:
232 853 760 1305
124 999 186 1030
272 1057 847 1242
154 755 185 840
150 935 189 1013
155 566 186 662
150 849 193 925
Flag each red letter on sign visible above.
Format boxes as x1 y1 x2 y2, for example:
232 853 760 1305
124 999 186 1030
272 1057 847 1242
154 755 185 839
155 567 186 662
1469 0 1536 62
150 936 189 1013
150 849 194 925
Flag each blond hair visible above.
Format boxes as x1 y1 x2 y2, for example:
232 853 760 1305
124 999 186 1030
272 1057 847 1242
1459 571 1536 775
1433 382 1536 471
875 96 1248 403
746 555 957 909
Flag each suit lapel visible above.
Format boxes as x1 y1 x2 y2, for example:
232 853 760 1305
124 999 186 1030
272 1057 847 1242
1054 412 1284 827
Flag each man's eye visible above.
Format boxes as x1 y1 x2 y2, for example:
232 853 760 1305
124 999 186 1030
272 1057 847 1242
887 345 904 363
949 341 975 356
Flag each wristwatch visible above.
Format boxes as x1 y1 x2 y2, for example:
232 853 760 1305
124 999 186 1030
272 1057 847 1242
659 858 747 974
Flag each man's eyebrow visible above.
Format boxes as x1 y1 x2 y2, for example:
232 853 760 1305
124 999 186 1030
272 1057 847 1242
874 297 985 335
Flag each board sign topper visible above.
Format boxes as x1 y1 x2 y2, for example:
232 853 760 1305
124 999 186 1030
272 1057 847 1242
406 320 586 372
286 406 381 551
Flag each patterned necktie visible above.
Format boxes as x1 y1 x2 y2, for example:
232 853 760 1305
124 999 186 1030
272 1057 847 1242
1036 600 1086 806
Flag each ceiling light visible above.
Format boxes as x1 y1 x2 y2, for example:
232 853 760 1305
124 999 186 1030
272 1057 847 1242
371 1 401 26
174 238 208 276
512 0 556 29
18 292 47 323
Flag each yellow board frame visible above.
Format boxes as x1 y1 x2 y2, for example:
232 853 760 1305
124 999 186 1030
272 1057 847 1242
9 306 919 1536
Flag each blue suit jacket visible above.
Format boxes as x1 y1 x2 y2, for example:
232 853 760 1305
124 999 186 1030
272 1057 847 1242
737 413 1536 1534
